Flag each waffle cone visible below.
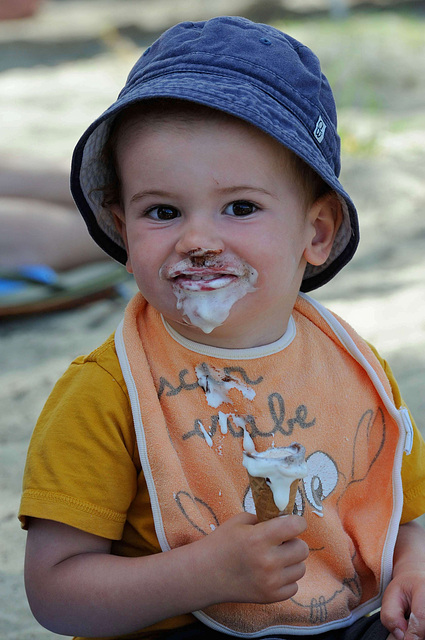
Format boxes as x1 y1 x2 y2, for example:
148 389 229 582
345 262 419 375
248 474 299 522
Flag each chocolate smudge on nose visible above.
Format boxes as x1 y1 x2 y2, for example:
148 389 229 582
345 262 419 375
188 248 223 267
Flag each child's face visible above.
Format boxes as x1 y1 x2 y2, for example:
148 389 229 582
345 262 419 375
113 114 324 348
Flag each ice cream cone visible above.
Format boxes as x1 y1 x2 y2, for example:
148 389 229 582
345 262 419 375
248 474 299 521
243 443 306 521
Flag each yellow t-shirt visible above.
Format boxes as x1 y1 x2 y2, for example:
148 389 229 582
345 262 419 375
19 333 425 639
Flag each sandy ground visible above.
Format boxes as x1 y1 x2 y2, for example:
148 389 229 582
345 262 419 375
0 1 424 638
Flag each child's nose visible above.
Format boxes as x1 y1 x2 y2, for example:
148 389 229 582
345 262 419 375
174 218 225 257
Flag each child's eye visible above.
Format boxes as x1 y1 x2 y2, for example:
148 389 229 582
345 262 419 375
224 201 257 217
145 205 180 221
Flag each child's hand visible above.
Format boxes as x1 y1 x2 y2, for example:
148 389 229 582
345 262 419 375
24 514 308 636
382 570 425 640
201 511 308 605
381 521 425 640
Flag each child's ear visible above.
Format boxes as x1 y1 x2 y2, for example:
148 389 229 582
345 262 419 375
303 192 342 267
110 204 133 274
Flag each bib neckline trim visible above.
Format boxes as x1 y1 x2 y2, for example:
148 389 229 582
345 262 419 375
161 315 296 360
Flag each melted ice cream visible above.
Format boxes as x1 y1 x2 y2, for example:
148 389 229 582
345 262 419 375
218 411 229 434
198 420 213 447
243 443 307 511
195 363 255 408
161 255 258 334
232 415 256 454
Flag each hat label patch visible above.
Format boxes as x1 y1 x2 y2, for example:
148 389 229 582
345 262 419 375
314 116 326 143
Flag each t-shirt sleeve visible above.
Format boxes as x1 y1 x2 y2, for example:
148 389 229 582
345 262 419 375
368 343 425 523
19 337 138 540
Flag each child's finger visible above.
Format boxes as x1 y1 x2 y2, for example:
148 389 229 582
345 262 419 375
257 514 307 545
390 613 425 640
381 586 408 638
382 579 425 640
231 511 259 526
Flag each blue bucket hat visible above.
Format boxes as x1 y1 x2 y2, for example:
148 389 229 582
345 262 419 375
71 16 359 292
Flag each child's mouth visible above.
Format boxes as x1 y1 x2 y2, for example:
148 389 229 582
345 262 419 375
172 272 237 292
160 258 246 292
159 257 258 333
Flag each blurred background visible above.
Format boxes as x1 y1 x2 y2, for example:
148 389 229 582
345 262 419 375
0 1 424 638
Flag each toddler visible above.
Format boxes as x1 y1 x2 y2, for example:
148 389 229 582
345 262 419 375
20 16 425 640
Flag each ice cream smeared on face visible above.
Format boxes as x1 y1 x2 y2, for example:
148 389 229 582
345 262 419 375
195 363 256 408
160 253 258 333
243 443 307 512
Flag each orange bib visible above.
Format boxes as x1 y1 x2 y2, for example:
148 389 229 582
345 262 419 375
115 293 413 636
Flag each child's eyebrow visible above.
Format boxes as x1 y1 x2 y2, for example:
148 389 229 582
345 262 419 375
130 189 172 204
216 185 277 199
